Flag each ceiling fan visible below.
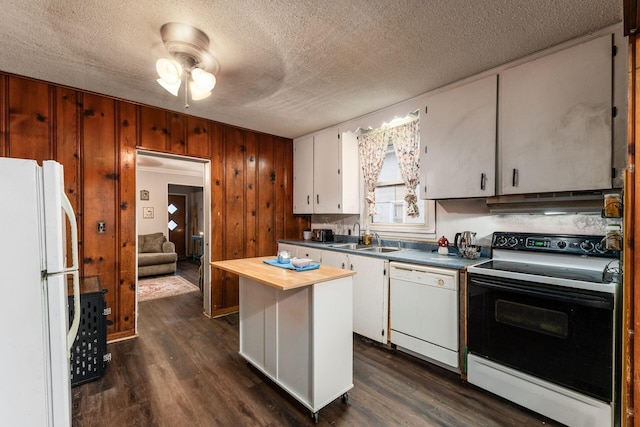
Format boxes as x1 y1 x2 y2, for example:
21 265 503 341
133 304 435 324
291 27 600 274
155 22 220 107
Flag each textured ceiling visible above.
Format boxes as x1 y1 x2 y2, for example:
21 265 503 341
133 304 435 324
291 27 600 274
0 0 623 139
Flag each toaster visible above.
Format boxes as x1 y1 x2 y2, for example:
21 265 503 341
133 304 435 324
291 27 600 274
311 229 334 242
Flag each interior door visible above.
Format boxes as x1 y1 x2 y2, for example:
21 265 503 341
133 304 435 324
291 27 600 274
168 194 186 257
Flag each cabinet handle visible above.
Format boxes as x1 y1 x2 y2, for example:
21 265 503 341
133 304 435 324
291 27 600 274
341 262 345 269
512 168 518 187
307 195 310 205
317 194 320 205
480 173 486 191
350 264 354 270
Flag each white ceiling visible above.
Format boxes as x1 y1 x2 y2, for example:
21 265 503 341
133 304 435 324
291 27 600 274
0 0 623 139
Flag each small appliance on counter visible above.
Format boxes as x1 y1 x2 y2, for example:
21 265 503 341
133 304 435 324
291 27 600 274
312 228 334 242
454 231 481 259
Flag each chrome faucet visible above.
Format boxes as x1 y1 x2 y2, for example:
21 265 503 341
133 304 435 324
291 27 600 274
371 231 381 247
353 221 361 243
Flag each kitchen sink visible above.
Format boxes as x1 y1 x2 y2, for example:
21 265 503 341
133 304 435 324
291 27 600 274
329 243 370 250
329 243 402 253
357 246 403 253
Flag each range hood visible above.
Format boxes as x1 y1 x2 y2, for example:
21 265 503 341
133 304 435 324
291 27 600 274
485 191 609 214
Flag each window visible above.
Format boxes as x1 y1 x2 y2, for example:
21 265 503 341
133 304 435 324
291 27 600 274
362 130 435 238
367 146 435 238
371 145 426 225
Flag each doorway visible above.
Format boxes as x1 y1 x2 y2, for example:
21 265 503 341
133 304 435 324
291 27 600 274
168 194 187 257
136 151 212 324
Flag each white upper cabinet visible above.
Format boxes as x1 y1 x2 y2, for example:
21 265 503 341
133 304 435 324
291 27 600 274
293 136 314 213
313 128 341 212
420 75 497 199
293 127 359 214
498 34 613 195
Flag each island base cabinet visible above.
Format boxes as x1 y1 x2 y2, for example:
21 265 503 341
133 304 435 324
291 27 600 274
239 276 353 415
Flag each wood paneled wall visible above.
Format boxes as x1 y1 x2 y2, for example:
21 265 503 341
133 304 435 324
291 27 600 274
0 72 310 339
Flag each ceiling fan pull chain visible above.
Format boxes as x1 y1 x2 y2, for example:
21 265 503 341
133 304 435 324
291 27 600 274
184 72 190 109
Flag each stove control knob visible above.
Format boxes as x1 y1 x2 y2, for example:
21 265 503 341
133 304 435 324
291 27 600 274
508 237 518 247
556 240 567 250
496 236 508 247
580 240 594 252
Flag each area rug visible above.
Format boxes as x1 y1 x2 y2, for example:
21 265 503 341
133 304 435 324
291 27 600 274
138 275 200 302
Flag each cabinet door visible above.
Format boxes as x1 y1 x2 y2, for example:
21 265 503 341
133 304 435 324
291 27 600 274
293 137 314 214
499 35 612 195
338 131 360 214
420 75 497 199
298 247 323 262
321 250 349 270
313 128 340 213
239 279 276 373
349 254 388 344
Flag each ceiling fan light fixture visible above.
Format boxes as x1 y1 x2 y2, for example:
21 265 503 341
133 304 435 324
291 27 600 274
157 77 181 96
156 58 182 84
155 22 219 105
191 68 216 92
189 85 211 101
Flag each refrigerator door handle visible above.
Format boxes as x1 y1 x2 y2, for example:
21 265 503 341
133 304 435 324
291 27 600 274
60 190 81 351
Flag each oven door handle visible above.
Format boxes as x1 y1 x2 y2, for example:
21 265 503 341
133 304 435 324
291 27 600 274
469 276 614 310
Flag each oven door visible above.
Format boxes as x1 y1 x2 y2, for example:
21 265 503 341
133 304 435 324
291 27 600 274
467 273 614 402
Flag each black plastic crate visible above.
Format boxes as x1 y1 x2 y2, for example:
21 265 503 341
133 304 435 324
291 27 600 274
68 277 108 387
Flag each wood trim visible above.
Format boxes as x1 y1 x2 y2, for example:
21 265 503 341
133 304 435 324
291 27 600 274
211 306 239 318
625 0 639 36
0 74 6 156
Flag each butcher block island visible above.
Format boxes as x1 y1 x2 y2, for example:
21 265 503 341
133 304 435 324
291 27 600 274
210 256 356 423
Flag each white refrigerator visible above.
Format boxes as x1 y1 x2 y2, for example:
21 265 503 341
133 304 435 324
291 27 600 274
0 158 80 426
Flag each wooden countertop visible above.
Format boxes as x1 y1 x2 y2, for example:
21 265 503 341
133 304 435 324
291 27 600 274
211 256 356 291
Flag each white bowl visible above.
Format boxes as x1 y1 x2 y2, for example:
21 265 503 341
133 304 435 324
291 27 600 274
291 257 312 268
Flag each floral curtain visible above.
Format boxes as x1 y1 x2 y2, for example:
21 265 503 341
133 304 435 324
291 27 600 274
357 130 388 216
391 121 420 217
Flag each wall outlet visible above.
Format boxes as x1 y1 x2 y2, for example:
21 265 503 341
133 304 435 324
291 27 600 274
97 221 106 233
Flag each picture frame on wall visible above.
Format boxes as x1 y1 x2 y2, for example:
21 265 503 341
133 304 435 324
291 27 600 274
143 207 154 219
140 190 150 200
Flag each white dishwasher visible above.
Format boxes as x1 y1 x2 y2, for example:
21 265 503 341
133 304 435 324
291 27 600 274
390 262 459 370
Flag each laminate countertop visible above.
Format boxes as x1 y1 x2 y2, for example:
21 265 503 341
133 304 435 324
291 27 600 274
279 239 490 270
211 256 356 291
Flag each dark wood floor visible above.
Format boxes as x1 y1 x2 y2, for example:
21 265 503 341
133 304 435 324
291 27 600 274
176 258 202 287
72 260 562 426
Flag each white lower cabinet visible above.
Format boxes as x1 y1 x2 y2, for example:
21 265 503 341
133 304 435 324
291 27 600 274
298 246 323 262
322 249 389 344
283 244 390 344
350 254 389 344
321 250 348 270
239 275 353 417
279 243 324 263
